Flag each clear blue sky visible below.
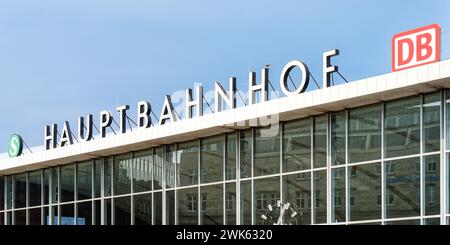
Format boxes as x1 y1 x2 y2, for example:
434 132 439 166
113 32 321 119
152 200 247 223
0 0 449 152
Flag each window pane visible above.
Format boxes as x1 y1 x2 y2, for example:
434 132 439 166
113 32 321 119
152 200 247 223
6 176 12 209
282 173 311 225
254 128 280 176
201 136 224 183
14 173 26 208
104 158 112 197
349 163 381 221
60 204 75 225
133 150 153 193
113 153 132 195
114 196 131 225
225 183 236 225
225 133 237 181
332 168 345 223
177 187 198 225
424 93 440 152
313 115 327 168
239 130 252 178
51 167 58 203
61 164 75 202
0 177 3 211
240 180 251 224
200 184 223 225
166 145 176 189
313 170 326 223
254 177 280 225
134 193 152 225
385 96 420 158
0 212 3 225
424 218 440 225
154 192 162 225
14 210 26 225
94 200 101 225
44 169 50 205
283 118 311 172
424 154 440 215
44 206 57 225
349 104 381 163
447 91 450 149
29 207 41 225
94 159 101 198
178 141 199 187
166 190 175 225
154 147 163 190
385 219 420 225
385 157 420 218
29 170 42 207
104 198 111 225
331 111 346 166
77 201 92 225
77 161 92 200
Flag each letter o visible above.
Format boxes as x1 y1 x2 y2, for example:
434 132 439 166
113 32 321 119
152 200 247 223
279 60 310 96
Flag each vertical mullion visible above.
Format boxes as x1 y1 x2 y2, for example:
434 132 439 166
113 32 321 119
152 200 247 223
441 90 446 224
345 109 349 224
223 134 226 225
162 147 166 225
131 152 135 225
310 116 314 224
174 144 179 225
251 128 255 225
381 102 386 225
151 148 155 225
420 94 424 225
57 166 61 225
11 175 15 225
100 158 105 225
198 140 201 225
110 157 114 225
327 113 331 224
280 122 283 208
236 131 241 225
74 163 78 225
41 170 44 225
25 172 29 225
91 161 94 225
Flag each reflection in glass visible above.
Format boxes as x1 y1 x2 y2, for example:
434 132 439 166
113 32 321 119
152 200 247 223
240 130 252 178
77 161 92 200
104 158 112 197
313 170 326 223
14 173 26 208
113 153 132 195
61 165 75 202
254 177 280 225
283 118 311 172
424 218 440 225
423 93 440 152
385 157 420 218
166 145 176 188
225 133 237 181
154 192 162 225
51 167 58 203
104 198 111 225
6 176 12 209
177 188 198 225
60 204 75 225
424 154 440 215
225 183 236 224
134 194 152 225
201 136 224 183
349 163 381 221
313 115 327 168
331 168 345 222
178 141 199 187
200 184 223 225
240 180 252 224
77 201 92 225
166 190 175 225
29 170 42 207
349 104 381 163
94 159 101 198
114 196 131 225
385 96 420 158
154 147 163 190
14 210 26 225
331 111 346 165
44 206 57 225
282 173 311 225
133 150 153 193
254 128 280 176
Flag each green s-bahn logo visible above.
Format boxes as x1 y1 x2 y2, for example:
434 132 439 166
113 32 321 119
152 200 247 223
8 134 23 158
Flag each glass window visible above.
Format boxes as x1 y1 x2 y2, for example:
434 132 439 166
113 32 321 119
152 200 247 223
44 169 50 205
104 157 112 197
447 91 450 149
331 111 346 165
282 173 311 225
6 176 12 209
385 219 420 225
154 192 162 225
254 127 280 176
283 118 311 172
313 170 326 223
133 150 153 193
313 115 327 168
385 96 420 158
13 210 26 225
166 190 175 225
239 130 252 178
177 187 198 225
114 196 131 225
240 180 252 224
14 173 26 208
0 177 3 211
134 193 152 225
225 183 236 225
349 163 381 221
423 93 440 152
104 198 111 225
61 164 75 203
113 153 132 195
424 154 440 215
51 167 58 204
77 161 92 200
29 208 41 225
166 145 177 189
154 147 163 190
349 104 381 163
178 141 199 187
29 170 41 207
60 204 75 225
94 159 102 198
44 206 57 225
385 157 420 218
94 200 101 225
225 133 237 180
332 168 345 223
254 177 280 225
77 201 92 225
200 184 223 225
201 136 224 183
0 212 3 225
424 218 440 225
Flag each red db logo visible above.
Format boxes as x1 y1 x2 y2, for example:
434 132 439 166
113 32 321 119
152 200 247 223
392 24 441 72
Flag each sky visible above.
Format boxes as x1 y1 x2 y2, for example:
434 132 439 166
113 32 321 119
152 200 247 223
0 0 449 156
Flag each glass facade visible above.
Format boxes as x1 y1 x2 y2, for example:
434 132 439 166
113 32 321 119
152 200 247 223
2 91 450 225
